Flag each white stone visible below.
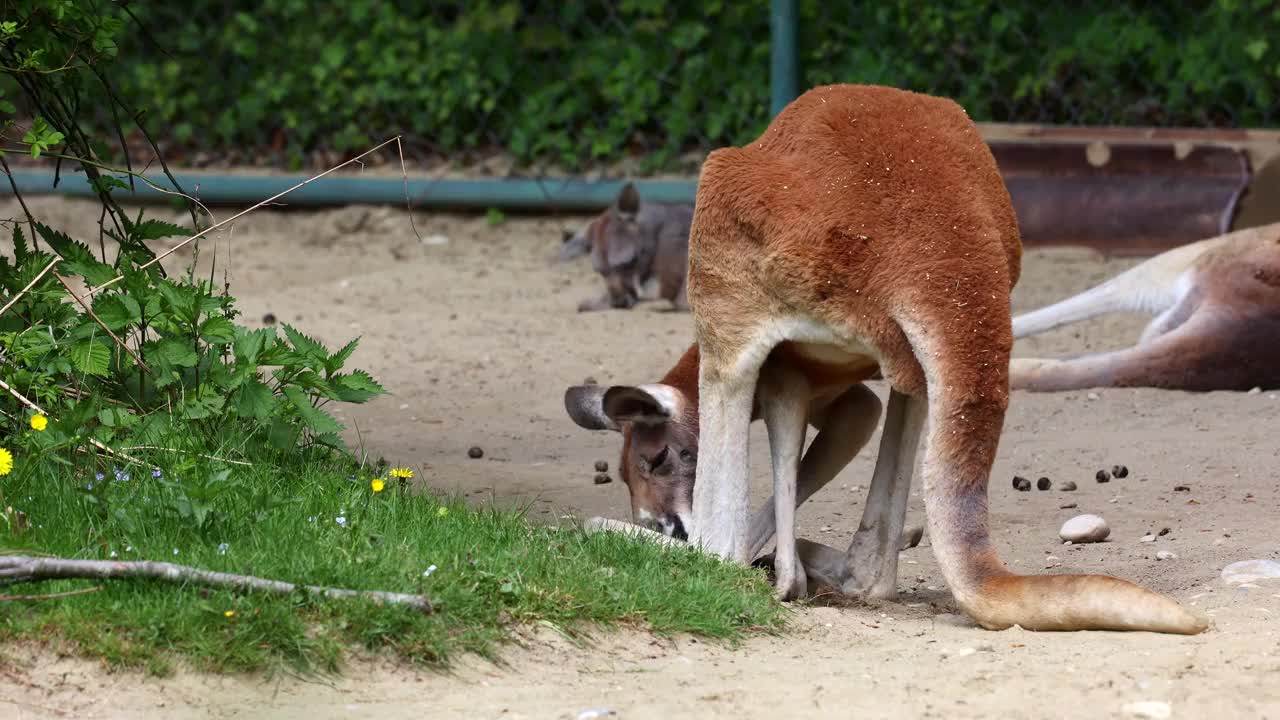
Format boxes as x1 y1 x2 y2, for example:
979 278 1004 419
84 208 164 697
1122 700 1171 719
1156 551 1178 561
1059 514 1110 543
1140 534 1156 543
1221 559 1280 585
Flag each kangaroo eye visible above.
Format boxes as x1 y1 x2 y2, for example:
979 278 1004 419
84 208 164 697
679 449 694 462
649 445 669 470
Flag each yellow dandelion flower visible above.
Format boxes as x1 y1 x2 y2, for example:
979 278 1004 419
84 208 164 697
371 478 385 493
436 506 449 518
30 414 48 431
0 448 12 476
224 610 236 618
390 467 413 480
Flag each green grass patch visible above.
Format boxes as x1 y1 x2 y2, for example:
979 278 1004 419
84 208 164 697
0 452 784 675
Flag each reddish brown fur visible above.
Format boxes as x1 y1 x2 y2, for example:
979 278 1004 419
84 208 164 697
680 84 1205 633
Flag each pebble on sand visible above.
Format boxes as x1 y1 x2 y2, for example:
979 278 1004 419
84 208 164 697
467 446 484 459
593 473 612 485
594 460 609 472
1140 534 1156 543
1096 469 1111 483
1036 476 1052 491
1122 701 1172 719
1012 475 1031 492
1060 480 1078 492
1221 559 1280 585
1156 551 1178 561
1059 514 1110 543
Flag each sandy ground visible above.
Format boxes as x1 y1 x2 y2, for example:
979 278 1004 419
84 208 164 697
2 196 1279 720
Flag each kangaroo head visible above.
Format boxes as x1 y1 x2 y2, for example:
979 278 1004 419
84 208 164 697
563 381 698 539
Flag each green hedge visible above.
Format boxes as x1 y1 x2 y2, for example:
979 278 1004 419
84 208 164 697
67 0 1280 169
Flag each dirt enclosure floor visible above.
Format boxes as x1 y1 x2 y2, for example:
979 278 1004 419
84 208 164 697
3 196 1280 719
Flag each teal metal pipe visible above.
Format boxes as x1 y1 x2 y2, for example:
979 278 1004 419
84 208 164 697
0 169 699 211
770 0 799 116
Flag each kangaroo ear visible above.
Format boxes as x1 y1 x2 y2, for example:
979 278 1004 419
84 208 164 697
602 384 683 425
615 182 641 217
564 385 619 431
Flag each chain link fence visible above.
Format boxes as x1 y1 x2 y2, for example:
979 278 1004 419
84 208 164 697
31 1 1280 181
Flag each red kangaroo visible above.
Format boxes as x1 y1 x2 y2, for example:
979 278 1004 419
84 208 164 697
574 84 1206 634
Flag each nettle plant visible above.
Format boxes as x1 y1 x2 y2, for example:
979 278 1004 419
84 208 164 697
0 219 385 465
0 2 385 468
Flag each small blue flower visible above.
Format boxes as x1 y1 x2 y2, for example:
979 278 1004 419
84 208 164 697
152 469 163 478
95 473 105 481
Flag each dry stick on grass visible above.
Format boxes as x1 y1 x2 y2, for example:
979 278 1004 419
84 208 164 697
0 257 60 318
0 556 433 613
0 377 150 468
84 136 407 299
52 271 154 377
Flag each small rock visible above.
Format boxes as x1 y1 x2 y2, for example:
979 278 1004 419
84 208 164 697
1036 476 1052 491
1012 475 1031 492
594 460 609 472
1221 559 1280 585
422 233 450 246
1096 469 1111 483
467 446 484 459
577 709 617 720
593 473 612 485
1060 480 1078 492
1121 700 1171 719
820 525 833 532
1248 386 1262 395
262 312 277 325
1086 392 1100 400
1044 555 1061 568
1158 527 1171 536
1059 502 1078 510
1059 514 1110 543
583 376 598 385
1156 551 1178 561
1173 485 1190 492
1112 464 1129 478
1140 534 1156 543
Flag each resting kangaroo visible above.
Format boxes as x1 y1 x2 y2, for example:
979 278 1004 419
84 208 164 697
559 182 694 312
1011 221 1280 392
653 83 1201 633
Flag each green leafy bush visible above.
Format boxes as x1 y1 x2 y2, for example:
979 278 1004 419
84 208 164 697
14 0 1269 172
0 220 386 465
1 1 384 471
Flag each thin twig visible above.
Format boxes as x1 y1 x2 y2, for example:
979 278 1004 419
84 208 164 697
394 137 423 243
0 258 59 318
0 377 149 467
0 585 103 602
52 272 154 377
0 556 433 613
120 446 253 466
84 136 404 298
0 153 38 236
